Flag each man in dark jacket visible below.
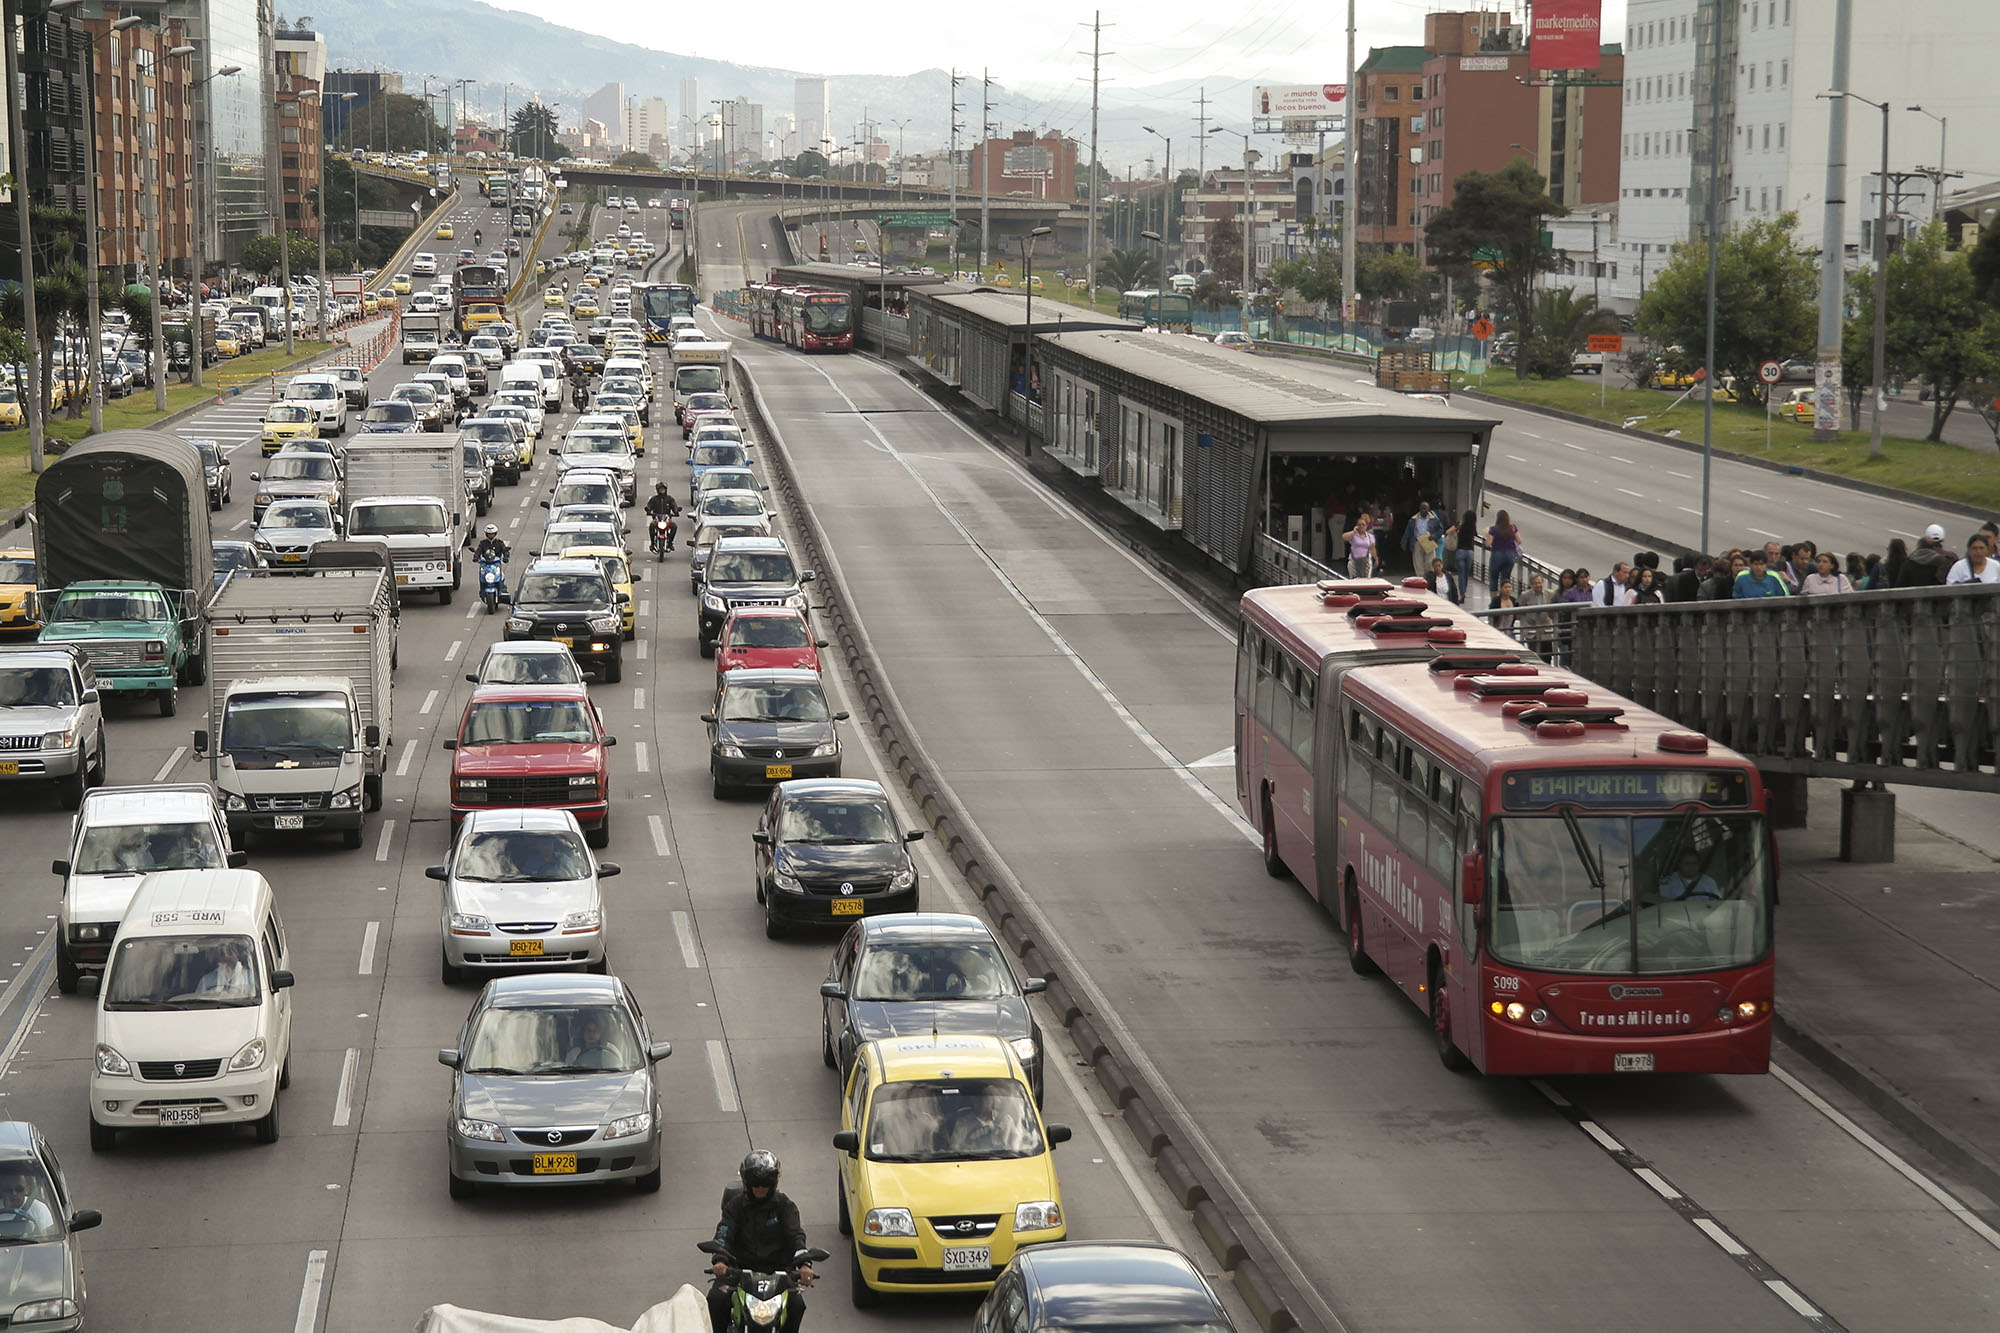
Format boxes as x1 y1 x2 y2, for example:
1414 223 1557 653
1898 524 1956 587
709 1150 813 1333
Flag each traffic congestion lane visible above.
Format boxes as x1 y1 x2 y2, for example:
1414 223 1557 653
712 296 2000 1331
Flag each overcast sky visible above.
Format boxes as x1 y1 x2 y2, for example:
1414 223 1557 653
474 0 1632 98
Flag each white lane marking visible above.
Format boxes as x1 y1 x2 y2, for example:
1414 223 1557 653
1741 489 1771 501
1747 526 1782 539
648 814 671 857
636 640 648 659
152 746 187 783
639 599 653 618
1607 455 1634 464
672 910 702 968
331 1047 360 1127
632 687 645 710
634 741 649 772
1518 430 1544 439
518 490 534 508
1551 468 1578 478
1579 1120 1623 1153
1665 469 1692 479
231 518 249 531
1764 1281 1822 1319
1615 488 1646 498
464 598 480 620
1677 506 1703 516
444 639 463 661
1633 1166 1681 1200
706 1039 740 1112
1770 1062 2000 1250
1560 440 1587 452
357 922 379 976
374 819 396 862
1808 507 1842 519
1528 1078 1573 1109
395 739 417 777
1187 746 1234 769
419 689 438 715
293 1249 329 1333
1694 1217 1749 1255
1504 453 1529 462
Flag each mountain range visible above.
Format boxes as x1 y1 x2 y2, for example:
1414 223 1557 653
291 0 1259 173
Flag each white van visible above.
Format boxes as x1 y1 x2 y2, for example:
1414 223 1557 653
497 362 551 408
85 869 293 1149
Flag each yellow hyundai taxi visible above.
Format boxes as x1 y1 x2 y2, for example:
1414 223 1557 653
392 273 413 295
437 221 455 240
0 549 38 630
214 329 243 358
545 286 566 308
361 292 381 315
572 295 600 319
260 401 320 455
0 386 22 430
562 545 637 639
835 1035 1070 1305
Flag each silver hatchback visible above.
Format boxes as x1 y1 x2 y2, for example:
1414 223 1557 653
439 973 670 1197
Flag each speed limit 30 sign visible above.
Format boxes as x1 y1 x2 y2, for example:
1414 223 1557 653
1758 360 1784 386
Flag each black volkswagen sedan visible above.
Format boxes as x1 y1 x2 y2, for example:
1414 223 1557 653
819 913 1047 1101
972 1243 1236 1333
752 779 923 938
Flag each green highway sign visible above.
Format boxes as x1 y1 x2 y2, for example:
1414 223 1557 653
877 211 952 228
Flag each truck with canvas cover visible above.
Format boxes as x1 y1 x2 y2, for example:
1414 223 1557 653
34 431 212 716
196 566 397 846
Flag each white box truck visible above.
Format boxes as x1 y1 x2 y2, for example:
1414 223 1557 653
194 567 397 848
342 438 467 602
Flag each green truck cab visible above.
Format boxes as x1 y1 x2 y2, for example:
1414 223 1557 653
33 432 212 717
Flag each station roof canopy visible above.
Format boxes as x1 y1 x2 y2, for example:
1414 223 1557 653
919 285 1140 335
770 262 951 293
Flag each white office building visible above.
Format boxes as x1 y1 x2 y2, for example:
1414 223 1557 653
631 97 671 160
678 76 700 154
1612 0 1998 311
795 76 830 160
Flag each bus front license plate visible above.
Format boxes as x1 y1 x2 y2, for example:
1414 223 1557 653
1614 1053 1654 1073
941 1246 990 1272
274 815 305 830
158 1107 201 1127
831 899 863 916
765 764 792 780
531 1153 577 1174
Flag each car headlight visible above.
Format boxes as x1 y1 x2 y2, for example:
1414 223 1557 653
569 774 600 789
449 912 492 933
74 924 102 941
230 1037 268 1072
224 793 247 811
716 743 744 759
702 593 725 611
455 776 487 790
772 870 802 894
891 868 916 891
456 1116 506 1143
863 1207 916 1237
786 592 808 611
1014 1200 1062 1232
329 784 361 810
505 618 531 632
589 615 619 634
12 1299 80 1323
41 729 74 751
1009 1037 1038 1063
809 742 838 758
562 909 602 931
604 1110 652 1140
95 1043 130 1076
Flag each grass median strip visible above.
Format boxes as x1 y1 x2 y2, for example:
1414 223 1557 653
1465 374 2000 512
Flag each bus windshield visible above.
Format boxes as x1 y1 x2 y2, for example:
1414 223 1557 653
1486 811 1771 975
803 297 850 334
641 285 696 322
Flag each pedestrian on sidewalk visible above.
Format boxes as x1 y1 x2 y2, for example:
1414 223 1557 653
1560 568 1594 603
1733 552 1789 598
1445 509 1477 603
1594 561 1632 607
1898 525 1956 586
1486 510 1520 595
1403 502 1442 574
1946 532 2000 584
1342 514 1378 579
1631 567 1665 604
1871 539 1908 589
1802 551 1853 595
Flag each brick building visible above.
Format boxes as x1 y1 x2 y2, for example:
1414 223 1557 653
274 23 328 241
969 130 1079 202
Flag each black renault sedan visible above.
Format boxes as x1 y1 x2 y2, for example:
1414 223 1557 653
972 1243 1236 1333
752 779 922 938
819 913 1047 1101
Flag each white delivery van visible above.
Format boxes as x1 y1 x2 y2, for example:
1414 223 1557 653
84 868 294 1149
497 362 547 407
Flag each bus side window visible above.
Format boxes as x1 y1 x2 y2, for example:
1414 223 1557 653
1236 625 1256 707
1254 642 1278 732
1295 674 1315 768
1271 664 1297 754
1399 781 1430 852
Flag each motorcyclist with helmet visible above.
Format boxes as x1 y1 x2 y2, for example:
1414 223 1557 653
645 482 682 552
468 523 511 563
708 1149 812 1333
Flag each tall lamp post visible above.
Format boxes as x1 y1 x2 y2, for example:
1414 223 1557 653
185 57 243 388
314 90 358 340
1820 89 1890 460
144 42 197 410
1139 229 1167 313
1906 103 1948 221
1017 224 1052 454
79 13 146 431
1207 126 1255 332
1142 126 1174 275
886 117 911 202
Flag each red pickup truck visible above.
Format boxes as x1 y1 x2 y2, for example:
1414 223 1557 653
445 684 616 847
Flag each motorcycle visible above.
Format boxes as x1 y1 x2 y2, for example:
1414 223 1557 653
571 381 589 411
649 513 677 560
478 556 507 613
699 1241 828 1333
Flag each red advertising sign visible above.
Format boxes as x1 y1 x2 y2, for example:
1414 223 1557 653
1531 0 1603 71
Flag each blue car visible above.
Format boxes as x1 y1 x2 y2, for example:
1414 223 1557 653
358 399 421 434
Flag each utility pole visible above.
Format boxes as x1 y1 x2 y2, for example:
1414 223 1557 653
1812 0 1851 442
979 70 991 276
1341 0 1357 323
949 70 961 277
1084 12 1105 305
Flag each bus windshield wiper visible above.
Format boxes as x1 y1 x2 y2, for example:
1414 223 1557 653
1560 809 1605 889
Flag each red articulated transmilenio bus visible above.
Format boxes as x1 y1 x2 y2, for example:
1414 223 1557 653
1236 577 1774 1076
773 286 854 352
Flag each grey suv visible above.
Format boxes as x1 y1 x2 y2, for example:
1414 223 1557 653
0 644 107 809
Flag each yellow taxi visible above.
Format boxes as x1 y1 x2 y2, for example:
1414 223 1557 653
360 292 381 315
544 286 566 308
572 296 600 318
0 549 39 629
1778 386 1814 422
835 1035 1069 1304
562 545 637 639
215 329 244 358
0 386 22 430
990 274 1014 289
260 401 320 455
392 273 413 295
437 222 455 240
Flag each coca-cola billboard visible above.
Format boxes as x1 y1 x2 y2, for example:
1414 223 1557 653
1531 0 1603 71
1252 85 1349 118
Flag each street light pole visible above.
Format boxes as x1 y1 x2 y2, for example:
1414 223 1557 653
1143 125 1173 275
1208 126 1254 332
1018 225 1051 455
147 42 196 409
187 60 241 389
1822 90 1890 460
1907 104 1948 221
81 15 144 430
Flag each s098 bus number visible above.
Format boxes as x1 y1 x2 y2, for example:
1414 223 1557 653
1491 975 1522 993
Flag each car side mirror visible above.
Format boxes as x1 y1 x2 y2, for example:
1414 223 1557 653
80 688 99 705
67 1208 102 1233
1022 977 1047 995
77 975 99 998
270 970 296 990
597 862 621 878
541 500 551 508
50 859 70 877
752 831 773 847
227 850 249 868
465 673 478 683
832 1130 859 1156
1045 1124 1073 1146
815 640 829 649
801 570 817 583
833 711 850 723
615 592 630 604
700 711 716 724
648 1041 674 1062
424 865 448 881
443 739 457 750
819 981 846 1000
602 735 616 746
249 472 262 482
437 1048 462 1069
904 830 926 843
364 724 381 748
193 728 210 756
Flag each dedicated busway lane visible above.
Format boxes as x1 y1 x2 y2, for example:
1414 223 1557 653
708 310 2000 1332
